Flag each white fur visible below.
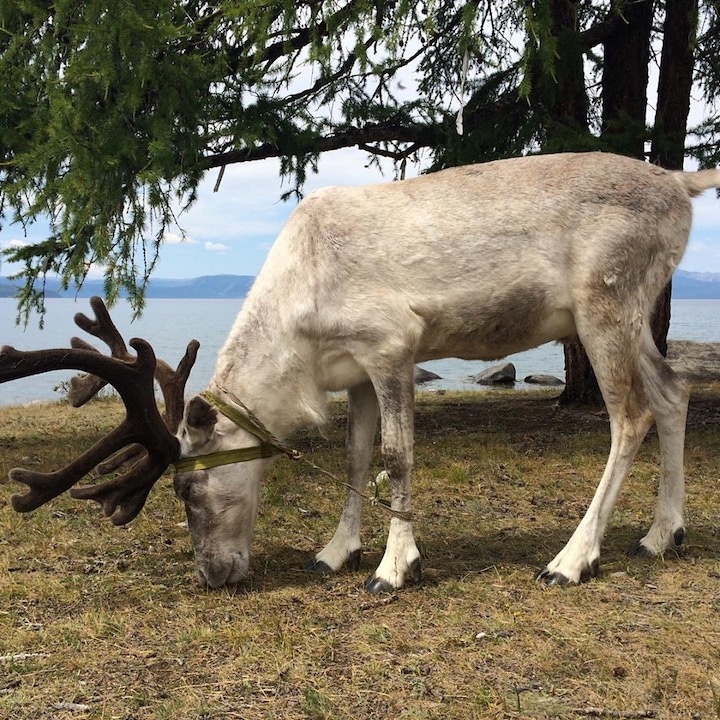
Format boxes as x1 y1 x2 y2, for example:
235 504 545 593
176 152 719 590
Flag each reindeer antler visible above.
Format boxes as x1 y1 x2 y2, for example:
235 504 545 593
68 296 199 432
0 297 200 525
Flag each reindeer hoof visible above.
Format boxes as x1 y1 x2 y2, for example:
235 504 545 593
409 557 423 584
305 548 362 575
535 567 572 586
364 574 395 594
535 559 598 586
346 548 362 571
363 558 422 594
628 528 685 558
627 541 654 558
580 559 600 582
305 558 333 574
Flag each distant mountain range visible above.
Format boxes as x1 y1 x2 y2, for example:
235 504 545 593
1 269 720 299
671 270 720 299
0 274 255 299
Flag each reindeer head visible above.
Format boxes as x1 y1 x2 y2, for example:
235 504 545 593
172 392 293 587
0 297 288 588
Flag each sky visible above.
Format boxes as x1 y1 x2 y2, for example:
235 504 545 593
0 146 718 280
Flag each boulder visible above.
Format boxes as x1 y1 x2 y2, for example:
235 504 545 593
473 362 516 385
414 366 441 384
524 374 565 386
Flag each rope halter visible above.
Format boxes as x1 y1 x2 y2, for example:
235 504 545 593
172 388 300 473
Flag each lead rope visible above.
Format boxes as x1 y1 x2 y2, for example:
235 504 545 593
207 386 413 522
297 457 412 523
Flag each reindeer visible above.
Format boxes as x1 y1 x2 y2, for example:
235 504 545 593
2 152 719 592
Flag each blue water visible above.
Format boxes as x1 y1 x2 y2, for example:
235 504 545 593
1 297 718 405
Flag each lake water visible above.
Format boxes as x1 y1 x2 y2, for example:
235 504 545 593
1 297 719 406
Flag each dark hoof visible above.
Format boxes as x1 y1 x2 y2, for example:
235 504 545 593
535 559 598 586
535 567 572 586
364 574 396 595
306 549 362 575
410 557 422 584
580 558 600 583
627 541 654 558
346 548 362 572
629 529 685 558
363 558 423 594
305 558 333 574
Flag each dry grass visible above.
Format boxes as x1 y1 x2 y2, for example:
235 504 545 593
1 388 720 719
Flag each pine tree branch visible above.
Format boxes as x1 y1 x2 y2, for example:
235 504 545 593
199 120 444 169
225 0 366 76
579 13 625 50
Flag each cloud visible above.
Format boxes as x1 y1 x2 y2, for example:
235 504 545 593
1 238 29 250
85 262 109 279
163 230 198 245
204 241 230 253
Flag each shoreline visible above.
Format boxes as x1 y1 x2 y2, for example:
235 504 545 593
2 340 719 409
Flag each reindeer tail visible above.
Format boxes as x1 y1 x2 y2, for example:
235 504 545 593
674 168 720 197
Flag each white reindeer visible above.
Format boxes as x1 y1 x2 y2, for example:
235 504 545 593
3 151 719 592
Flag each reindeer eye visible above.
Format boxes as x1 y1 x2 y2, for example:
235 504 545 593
173 471 207 503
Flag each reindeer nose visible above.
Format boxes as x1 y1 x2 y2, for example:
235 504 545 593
196 552 248 588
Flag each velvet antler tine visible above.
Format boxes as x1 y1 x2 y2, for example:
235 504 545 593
68 373 108 407
70 454 170 525
74 296 130 357
67 297 131 406
155 340 201 432
67 299 200 425
95 444 145 475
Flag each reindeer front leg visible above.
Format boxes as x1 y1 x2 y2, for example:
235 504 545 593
308 381 378 574
364 369 422 594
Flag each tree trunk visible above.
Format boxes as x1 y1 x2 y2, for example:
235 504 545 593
649 0 698 356
531 0 598 406
561 341 600 406
600 0 654 156
651 0 697 170
528 0 590 150
548 0 589 134
651 280 672 357
559 0 654 406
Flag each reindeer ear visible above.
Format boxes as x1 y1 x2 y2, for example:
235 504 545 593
182 395 219 449
186 395 218 431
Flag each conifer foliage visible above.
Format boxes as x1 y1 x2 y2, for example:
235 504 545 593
0 1 718 325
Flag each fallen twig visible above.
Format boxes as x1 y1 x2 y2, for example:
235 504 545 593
359 593 399 611
0 652 48 662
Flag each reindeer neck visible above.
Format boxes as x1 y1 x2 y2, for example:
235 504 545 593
207 298 327 441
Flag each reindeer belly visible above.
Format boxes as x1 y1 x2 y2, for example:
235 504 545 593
320 353 370 391
416 307 576 362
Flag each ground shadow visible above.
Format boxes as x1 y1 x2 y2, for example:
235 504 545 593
241 518 720 595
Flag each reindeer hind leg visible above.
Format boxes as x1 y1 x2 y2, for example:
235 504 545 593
538 319 654 585
628 328 689 558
